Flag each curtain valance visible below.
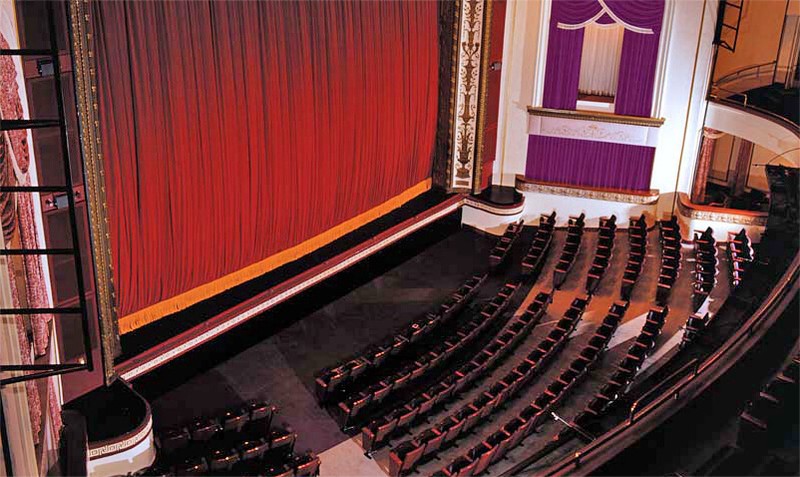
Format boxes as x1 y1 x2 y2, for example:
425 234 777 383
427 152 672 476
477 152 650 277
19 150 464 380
552 0 664 34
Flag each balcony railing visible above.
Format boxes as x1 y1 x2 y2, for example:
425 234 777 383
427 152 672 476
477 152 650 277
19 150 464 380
710 61 799 126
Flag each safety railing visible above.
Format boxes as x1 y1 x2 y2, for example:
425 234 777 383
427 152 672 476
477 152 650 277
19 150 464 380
708 96 800 133
713 61 777 91
628 358 699 424
544 250 800 476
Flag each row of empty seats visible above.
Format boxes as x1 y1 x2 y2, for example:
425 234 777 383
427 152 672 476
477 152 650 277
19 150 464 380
388 294 591 476
315 274 487 403
553 213 586 289
433 299 628 477
620 214 648 301
727 228 754 288
737 351 799 451
522 212 556 275
146 402 319 476
489 219 524 269
571 305 669 433
680 311 710 348
333 282 520 429
361 291 552 453
585 215 617 294
656 216 682 306
692 227 718 311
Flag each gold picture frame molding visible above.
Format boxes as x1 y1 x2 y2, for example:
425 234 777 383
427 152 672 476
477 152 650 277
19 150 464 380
67 0 477 379
68 0 120 384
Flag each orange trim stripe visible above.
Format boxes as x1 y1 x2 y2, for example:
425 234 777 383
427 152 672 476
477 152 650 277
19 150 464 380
119 179 432 334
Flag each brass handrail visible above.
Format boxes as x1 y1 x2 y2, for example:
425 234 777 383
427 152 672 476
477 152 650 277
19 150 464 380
710 86 748 106
543 250 800 477
714 61 777 88
628 358 700 424
709 97 800 135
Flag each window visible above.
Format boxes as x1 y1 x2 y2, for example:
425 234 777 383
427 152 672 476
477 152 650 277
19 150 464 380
577 22 624 113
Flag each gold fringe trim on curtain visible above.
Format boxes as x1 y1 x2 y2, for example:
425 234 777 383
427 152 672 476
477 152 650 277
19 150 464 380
118 179 432 334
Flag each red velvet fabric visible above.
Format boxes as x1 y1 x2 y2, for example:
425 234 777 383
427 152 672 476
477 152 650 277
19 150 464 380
92 1 439 319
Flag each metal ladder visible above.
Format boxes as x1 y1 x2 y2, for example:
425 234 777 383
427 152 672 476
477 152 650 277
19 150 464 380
0 1 93 386
715 0 745 53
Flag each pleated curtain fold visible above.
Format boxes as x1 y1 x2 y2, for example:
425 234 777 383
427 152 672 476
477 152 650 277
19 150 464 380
92 1 439 330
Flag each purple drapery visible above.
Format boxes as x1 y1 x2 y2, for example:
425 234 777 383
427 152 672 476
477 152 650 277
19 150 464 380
542 0 665 116
610 0 665 116
541 1 600 110
525 135 655 191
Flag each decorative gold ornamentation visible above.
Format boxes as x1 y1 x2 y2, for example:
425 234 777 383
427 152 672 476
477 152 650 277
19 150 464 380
527 106 666 128
69 0 119 383
540 123 634 142
472 0 493 194
432 0 461 190
463 196 526 216
515 175 660 205
451 0 486 190
88 412 152 459
676 193 768 226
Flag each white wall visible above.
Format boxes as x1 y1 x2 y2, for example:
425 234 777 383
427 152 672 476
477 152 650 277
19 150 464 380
491 0 720 222
652 0 719 216
492 0 545 187
705 101 800 161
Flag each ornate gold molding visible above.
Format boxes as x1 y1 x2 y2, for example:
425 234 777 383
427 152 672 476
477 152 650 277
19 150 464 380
451 0 486 191
68 0 119 384
472 0 493 194
527 106 666 128
676 193 768 226
515 175 660 205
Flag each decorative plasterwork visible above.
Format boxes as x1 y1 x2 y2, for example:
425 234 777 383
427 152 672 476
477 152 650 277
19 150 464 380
528 106 665 127
528 111 662 147
451 0 486 191
69 0 120 383
472 0 493 194
463 196 526 216
515 175 659 205
88 413 152 459
676 193 768 226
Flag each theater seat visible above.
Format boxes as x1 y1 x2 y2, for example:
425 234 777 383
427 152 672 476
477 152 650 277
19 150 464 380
389 440 425 476
263 464 294 477
468 442 496 476
188 417 221 442
159 427 190 455
173 457 209 476
237 438 269 461
221 407 249 433
207 447 239 473
419 428 445 457
292 452 321 477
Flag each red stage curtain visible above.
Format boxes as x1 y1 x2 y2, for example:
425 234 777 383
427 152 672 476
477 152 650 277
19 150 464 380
91 1 439 332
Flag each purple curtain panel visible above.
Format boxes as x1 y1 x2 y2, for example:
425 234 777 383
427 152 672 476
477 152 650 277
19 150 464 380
542 0 665 116
525 135 656 191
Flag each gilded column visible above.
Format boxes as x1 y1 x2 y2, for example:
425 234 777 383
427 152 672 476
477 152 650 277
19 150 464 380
68 0 120 384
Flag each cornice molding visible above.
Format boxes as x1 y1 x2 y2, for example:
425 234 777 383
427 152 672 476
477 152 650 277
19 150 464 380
515 175 659 205
527 106 665 128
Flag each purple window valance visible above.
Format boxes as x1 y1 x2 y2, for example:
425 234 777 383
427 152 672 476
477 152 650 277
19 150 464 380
542 0 665 116
552 0 664 32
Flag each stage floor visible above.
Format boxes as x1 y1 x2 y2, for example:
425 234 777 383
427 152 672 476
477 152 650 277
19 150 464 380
133 219 732 475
